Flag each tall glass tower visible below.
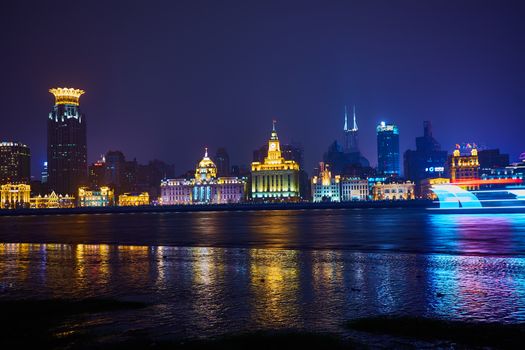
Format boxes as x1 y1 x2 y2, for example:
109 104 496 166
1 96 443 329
47 88 87 195
376 121 400 176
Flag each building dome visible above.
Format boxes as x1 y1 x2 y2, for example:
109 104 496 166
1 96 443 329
195 148 217 182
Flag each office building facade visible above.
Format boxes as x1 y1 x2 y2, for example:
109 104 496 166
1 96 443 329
377 122 400 176
0 141 31 184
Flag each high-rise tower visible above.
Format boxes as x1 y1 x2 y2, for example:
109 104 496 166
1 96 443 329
376 121 400 176
0 142 31 184
47 87 88 195
343 105 359 153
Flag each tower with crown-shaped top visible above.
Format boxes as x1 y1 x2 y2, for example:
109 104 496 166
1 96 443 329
251 121 300 201
47 87 88 196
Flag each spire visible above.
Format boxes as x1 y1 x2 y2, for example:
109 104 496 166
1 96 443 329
343 105 348 131
270 119 278 140
352 105 358 132
204 147 208 158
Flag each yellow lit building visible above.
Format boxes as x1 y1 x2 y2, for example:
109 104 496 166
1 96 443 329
78 186 114 207
118 192 150 206
449 145 480 183
372 181 415 200
30 191 75 208
1 183 30 209
251 122 300 201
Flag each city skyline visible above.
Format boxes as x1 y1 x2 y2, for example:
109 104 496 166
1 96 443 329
2 87 523 180
1 1 524 177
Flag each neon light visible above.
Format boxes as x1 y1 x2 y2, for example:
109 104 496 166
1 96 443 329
431 184 525 210
451 179 523 186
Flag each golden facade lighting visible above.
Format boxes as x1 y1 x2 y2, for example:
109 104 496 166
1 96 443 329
49 87 85 106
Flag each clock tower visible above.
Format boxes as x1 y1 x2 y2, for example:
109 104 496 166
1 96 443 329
267 120 282 163
250 121 300 201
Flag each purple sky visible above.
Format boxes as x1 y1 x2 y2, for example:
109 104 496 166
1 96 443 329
1 0 524 178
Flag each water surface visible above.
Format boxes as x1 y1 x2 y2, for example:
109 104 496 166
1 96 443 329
1 209 525 345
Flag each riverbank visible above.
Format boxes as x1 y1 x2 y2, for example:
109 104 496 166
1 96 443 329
0 199 434 216
2 297 524 349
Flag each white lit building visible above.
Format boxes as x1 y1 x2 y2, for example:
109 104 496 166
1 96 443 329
341 178 369 201
161 149 246 205
311 163 340 202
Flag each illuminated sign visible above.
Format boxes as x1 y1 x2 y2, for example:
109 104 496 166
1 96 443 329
425 167 444 173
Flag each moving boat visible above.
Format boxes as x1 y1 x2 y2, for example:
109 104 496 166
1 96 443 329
429 179 525 213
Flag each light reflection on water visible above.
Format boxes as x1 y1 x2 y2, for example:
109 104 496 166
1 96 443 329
2 243 525 339
2 210 525 339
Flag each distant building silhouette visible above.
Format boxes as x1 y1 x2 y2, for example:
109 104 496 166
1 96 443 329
478 149 510 175
322 107 370 178
403 121 448 188
214 147 230 177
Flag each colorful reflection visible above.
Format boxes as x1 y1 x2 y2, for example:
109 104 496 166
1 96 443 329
1 242 525 341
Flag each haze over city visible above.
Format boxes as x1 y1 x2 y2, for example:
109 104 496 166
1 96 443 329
2 0 524 177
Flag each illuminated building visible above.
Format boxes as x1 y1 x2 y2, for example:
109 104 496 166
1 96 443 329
89 157 106 188
377 121 400 176
1 183 30 209
161 148 245 204
448 144 480 184
0 141 31 185
344 105 359 153
254 141 310 199
251 122 300 201
372 181 415 200
403 121 447 190
323 107 370 178
30 191 75 208
78 186 114 207
47 87 87 195
118 192 150 206
311 163 340 202
41 161 48 183
341 178 369 201
161 179 193 204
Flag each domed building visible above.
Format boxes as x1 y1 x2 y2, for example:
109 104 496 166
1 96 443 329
195 148 217 182
161 148 246 205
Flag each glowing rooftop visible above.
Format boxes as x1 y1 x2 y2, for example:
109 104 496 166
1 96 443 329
49 87 85 106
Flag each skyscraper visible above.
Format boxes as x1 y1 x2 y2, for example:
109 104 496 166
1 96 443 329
104 150 126 189
343 105 359 153
0 141 31 184
377 121 400 176
322 106 370 178
214 147 230 177
47 88 88 195
403 121 448 185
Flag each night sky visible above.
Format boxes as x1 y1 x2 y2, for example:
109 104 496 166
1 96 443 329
2 0 524 178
